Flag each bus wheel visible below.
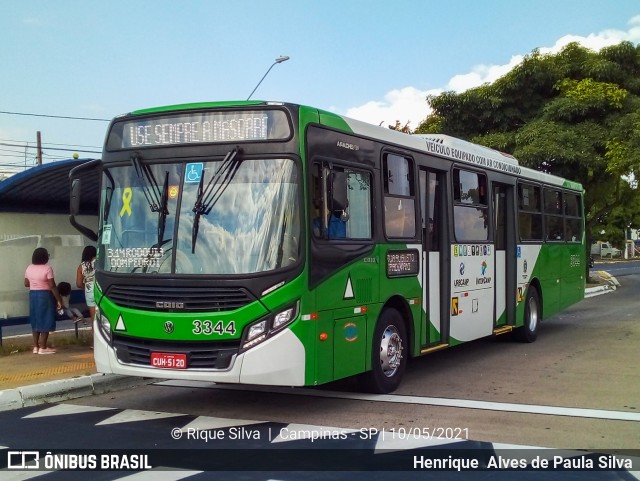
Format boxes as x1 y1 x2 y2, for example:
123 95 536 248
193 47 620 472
514 287 540 343
359 308 407 393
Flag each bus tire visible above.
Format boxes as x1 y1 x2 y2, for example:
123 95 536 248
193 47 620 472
513 287 540 343
359 308 407 393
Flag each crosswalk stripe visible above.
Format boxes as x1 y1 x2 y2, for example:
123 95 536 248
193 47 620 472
22 404 115 419
96 409 185 426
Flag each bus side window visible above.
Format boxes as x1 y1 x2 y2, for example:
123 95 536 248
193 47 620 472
311 163 372 240
383 153 416 238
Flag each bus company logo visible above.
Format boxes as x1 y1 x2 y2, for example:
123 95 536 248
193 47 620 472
164 321 175 334
156 301 184 309
476 261 492 285
454 262 469 287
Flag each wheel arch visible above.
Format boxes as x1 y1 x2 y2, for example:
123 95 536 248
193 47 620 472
527 277 543 320
381 295 414 357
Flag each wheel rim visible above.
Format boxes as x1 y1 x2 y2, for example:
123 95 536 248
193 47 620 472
527 296 539 332
379 325 403 378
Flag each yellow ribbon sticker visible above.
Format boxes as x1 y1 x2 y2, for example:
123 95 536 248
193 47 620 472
119 188 132 217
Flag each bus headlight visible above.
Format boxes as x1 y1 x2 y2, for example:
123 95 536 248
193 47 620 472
240 301 299 352
95 306 112 343
243 320 268 350
273 304 297 330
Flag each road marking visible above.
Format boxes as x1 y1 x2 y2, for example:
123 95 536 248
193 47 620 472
155 380 640 422
23 404 114 418
95 409 185 426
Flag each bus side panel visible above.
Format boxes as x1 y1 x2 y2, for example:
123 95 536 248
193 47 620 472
449 244 495 343
311 245 381 384
311 243 423 384
560 243 586 310
516 244 542 325
536 244 562 318
332 308 367 379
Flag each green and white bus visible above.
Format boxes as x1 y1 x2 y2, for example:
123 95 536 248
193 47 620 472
69 101 586 393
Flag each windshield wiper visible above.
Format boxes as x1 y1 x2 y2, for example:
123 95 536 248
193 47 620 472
131 154 162 213
157 171 170 246
191 147 242 253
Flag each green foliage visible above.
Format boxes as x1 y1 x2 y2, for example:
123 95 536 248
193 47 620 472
388 120 412 133
416 41 640 241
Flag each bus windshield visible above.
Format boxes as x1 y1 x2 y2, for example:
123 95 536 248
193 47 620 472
98 157 300 275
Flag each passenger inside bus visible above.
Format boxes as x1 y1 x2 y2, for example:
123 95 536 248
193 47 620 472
311 170 347 240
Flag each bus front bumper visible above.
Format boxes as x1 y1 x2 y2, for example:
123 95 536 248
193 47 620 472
93 322 306 386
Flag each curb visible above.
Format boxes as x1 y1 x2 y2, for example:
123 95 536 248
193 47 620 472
584 284 616 298
0 374 153 412
585 272 620 298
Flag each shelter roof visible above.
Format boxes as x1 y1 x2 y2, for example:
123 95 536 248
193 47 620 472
0 159 99 215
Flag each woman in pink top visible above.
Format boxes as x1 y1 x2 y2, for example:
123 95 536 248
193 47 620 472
24 247 63 354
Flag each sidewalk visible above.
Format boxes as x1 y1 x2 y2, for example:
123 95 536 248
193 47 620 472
0 329 150 411
0 343 95 390
0 279 619 411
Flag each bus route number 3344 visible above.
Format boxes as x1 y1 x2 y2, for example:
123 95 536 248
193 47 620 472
192 320 237 336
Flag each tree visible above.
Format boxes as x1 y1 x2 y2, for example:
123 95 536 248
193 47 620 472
416 41 640 245
388 120 412 133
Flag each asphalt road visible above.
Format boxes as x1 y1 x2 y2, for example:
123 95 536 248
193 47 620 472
49 264 639 451
0 263 638 479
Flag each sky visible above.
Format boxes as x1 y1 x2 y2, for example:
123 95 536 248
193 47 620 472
1 0 639 174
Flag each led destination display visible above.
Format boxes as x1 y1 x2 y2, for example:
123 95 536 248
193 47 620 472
110 110 291 149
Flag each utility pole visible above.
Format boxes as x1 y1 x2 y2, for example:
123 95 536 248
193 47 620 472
36 131 43 165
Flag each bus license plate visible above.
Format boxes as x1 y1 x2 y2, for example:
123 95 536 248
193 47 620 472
150 352 187 369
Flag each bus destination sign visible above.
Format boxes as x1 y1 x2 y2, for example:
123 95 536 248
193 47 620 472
386 249 420 277
113 110 290 149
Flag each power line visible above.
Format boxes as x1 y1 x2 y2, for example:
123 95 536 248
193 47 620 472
0 142 100 154
0 138 102 149
0 110 110 122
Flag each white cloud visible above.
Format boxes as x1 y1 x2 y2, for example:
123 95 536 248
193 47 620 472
345 86 441 130
445 55 523 93
542 14 640 53
345 15 640 128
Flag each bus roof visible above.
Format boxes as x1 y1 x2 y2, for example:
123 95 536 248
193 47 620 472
330 112 584 192
115 100 583 192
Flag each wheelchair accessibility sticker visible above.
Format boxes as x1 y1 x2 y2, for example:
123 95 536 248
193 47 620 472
185 163 203 183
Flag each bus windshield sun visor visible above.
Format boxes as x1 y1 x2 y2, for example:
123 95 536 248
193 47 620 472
191 146 242 253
